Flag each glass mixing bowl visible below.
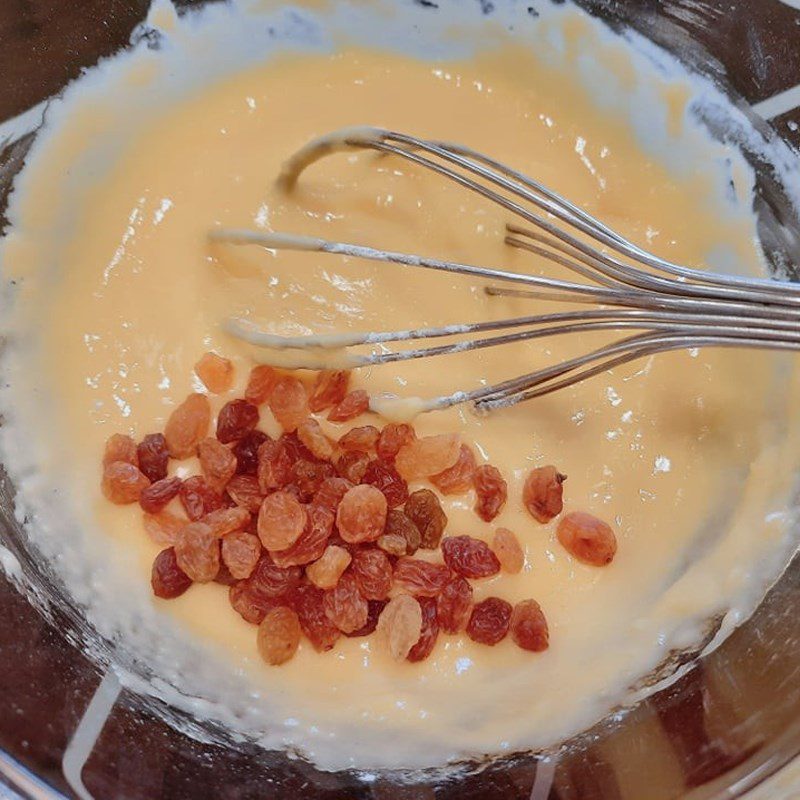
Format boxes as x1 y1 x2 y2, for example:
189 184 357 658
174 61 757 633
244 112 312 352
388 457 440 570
0 1 798 798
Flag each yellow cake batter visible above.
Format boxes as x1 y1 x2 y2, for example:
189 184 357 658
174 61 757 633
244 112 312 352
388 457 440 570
1 0 798 771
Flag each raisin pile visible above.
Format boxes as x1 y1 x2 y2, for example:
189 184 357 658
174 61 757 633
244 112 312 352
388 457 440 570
101 352 617 667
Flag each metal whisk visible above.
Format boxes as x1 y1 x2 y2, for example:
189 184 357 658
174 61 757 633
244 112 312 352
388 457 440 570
209 126 800 415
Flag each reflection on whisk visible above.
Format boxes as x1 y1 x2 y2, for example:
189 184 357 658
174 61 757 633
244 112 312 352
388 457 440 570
209 127 800 414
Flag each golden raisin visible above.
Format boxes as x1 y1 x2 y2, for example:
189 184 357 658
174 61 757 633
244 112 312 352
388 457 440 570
346 599 387 639
164 393 211 459
143 510 186 546
194 352 234 394
139 476 182 514
269 376 309 432
383 509 421 555
269 504 334 568
377 594 423 660
334 450 370 484
466 597 512 645
392 557 451 597
430 444 476 495
339 425 379 452
203 506 251 537
309 370 350 412
362 459 409 507
323 571 368 633
395 433 461 481
376 423 415 462
407 597 439 662
313 477 353 511
257 606 301 665
290 459 335 502
441 535 501 579
376 532 409 557
473 464 507 522
257 439 293 492
336 484 388 544
174 521 220 582
221 531 262 579
198 437 237 493
523 465 566 524
245 364 279 405
510 599 549 652
246 553 302 599
556 512 617 566
404 489 447 549
351 548 393 600
492 527 524 574
327 389 369 423
297 419 335 461
226 474 265 513
103 433 138 468
179 475 224 520
436 576 473 634
257 490 308 550
306 545 352 589
294 584 340 651
229 581 283 625
102 461 150 504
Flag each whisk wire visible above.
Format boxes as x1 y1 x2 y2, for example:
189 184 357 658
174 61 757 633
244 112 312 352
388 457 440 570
210 126 800 414
375 131 800 305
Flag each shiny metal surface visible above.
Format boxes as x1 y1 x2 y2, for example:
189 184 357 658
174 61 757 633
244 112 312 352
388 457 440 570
216 125 800 410
0 1 798 798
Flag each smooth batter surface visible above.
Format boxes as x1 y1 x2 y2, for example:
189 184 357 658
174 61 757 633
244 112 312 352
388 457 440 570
1 0 799 772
